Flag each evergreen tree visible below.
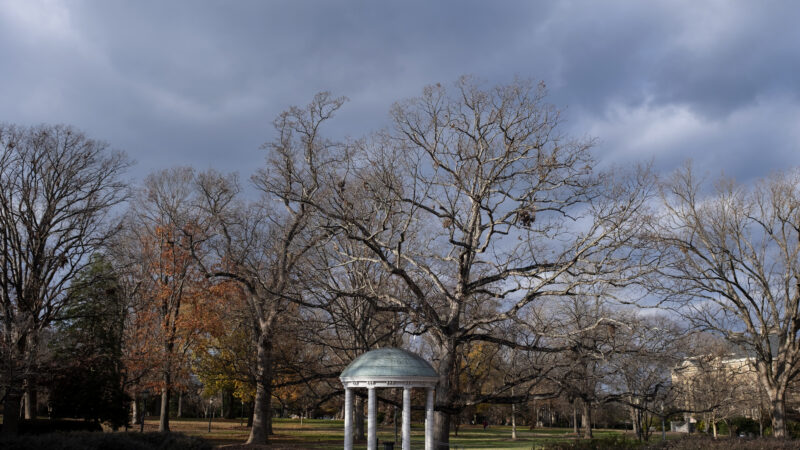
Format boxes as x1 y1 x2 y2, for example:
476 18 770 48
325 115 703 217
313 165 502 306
47 254 131 428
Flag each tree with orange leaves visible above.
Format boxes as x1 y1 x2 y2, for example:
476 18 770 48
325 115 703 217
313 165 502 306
116 167 212 432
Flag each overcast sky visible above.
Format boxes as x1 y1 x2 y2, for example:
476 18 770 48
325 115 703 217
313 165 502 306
1 0 798 187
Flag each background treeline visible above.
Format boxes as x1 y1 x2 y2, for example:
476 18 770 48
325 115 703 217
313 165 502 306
2 77 800 446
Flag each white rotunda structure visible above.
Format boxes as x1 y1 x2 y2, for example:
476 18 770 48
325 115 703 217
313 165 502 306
340 348 438 450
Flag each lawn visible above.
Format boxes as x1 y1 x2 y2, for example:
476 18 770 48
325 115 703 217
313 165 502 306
141 417 646 449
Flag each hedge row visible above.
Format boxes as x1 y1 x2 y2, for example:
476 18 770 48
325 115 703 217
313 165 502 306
0 432 211 450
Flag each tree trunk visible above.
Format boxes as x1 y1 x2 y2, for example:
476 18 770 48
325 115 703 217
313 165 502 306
712 419 718 439
159 385 171 432
631 407 639 441
24 386 37 419
159 332 173 433
511 399 517 440
572 403 578 435
769 388 787 438
355 395 365 440
581 400 592 439
132 397 140 425
757 362 788 438
433 340 457 448
224 389 236 419
382 402 392 425
177 391 183 418
2 388 22 436
434 408 450 449
246 327 274 444
2 337 27 436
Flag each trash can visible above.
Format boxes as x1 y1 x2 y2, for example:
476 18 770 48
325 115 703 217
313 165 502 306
383 442 395 450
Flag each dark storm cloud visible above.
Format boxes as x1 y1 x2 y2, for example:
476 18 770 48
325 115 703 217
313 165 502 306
0 0 798 185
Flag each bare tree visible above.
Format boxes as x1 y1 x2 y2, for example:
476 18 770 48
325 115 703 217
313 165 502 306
189 93 345 444
645 166 800 438
672 337 754 438
609 314 682 442
296 78 653 447
0 124 129 435
302 233 411 441
548 295 619 439
192 172 281 443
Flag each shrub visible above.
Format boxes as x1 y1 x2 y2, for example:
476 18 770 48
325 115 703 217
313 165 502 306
0 432 212 450
644 435 799 449
695 420 705 433
125 432 212 450
787 421 800 439
0 419 103 435
727 417 759 437
541 434 642 449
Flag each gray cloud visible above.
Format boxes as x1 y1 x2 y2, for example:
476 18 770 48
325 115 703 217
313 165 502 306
0 0 798 185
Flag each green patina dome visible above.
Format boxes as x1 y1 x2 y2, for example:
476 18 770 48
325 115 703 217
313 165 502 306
341 348 438 378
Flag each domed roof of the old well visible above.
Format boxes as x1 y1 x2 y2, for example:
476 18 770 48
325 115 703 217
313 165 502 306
340 348 437 379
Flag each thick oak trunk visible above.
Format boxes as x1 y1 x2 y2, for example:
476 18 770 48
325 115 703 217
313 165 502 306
159 385 171 432
433 340 457 449
770 391 787 438
24 386 37 419
581 400 592 439
224 389 236 419
433 409 451 449
758 364 788 439
2 388 22 435
355 396 365 440
246 328 274 444
1 337 27 436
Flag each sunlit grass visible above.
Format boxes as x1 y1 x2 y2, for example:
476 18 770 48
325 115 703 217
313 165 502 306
143 417 644 449
1 415 652 448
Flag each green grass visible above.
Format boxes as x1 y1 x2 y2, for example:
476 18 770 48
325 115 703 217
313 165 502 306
1 415 655 449
150 417 645 449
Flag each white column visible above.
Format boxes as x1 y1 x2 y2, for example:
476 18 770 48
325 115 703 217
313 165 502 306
367 387 377 450
402 387 412 450
344 387 353 450
425 387 435 450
